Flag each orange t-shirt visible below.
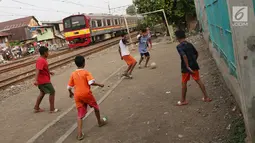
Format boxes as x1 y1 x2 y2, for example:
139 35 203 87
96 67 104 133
68 69 95 107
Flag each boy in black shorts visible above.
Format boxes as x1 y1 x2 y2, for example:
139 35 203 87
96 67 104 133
138 28 151 68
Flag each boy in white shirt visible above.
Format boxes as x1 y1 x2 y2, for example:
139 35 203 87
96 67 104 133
119 32 137 78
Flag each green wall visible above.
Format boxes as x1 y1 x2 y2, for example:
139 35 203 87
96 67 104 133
37 28 54 41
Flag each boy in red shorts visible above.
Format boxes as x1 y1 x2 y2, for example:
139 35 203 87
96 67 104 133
67 56 107 140
175 30 212 106
119 32 137 78
34 46 59 113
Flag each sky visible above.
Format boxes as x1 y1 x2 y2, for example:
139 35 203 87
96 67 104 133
0 0 133 22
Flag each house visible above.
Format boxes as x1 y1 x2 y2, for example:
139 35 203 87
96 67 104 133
0 16 39 41
41 21 64 33
0 31 11 48
31 25 66 50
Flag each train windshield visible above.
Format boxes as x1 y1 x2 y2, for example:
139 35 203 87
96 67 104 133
64 16 86 31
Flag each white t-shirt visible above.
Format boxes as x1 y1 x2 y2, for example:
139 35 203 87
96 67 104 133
119 39 130 57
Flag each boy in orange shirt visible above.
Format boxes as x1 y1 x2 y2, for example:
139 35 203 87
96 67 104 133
67 56 107 140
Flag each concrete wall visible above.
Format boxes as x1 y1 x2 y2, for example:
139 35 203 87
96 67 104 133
194 0 255 142
226 1 255 142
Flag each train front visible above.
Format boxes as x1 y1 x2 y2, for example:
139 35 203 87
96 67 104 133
63 15 91 49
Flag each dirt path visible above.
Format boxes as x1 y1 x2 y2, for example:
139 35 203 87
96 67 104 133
60 35 243 143
0 35 244 143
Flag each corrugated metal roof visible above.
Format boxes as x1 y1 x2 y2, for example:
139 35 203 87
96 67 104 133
0 16 38 31
41 20 62 24
0 31 11 37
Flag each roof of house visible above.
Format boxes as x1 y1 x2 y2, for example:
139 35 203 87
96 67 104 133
0 16 38 31
41 20 62 24
0 31 11 37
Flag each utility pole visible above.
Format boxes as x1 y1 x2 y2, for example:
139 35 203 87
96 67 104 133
108 1 111 14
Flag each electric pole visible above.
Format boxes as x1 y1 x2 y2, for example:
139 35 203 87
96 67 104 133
108 1 111 14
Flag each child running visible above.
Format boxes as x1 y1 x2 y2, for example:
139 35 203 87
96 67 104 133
146 27 152 48
175 30 212 106
138 28 151 68
119 32 137 78
67 56 107 140
34 46 59 113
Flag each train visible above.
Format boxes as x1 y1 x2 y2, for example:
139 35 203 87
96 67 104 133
63 13 142 48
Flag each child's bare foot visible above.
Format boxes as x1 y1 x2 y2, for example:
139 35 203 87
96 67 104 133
176 101 188 106
127 74 133 79
122 72 128 77
98 117 108 127
202 97 212 102
77 133 85 141
49 108 60 113
138 65 142 69
34 108 44 113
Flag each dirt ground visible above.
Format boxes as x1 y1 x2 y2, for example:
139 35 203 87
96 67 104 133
0 35 245 143
64 36 245 143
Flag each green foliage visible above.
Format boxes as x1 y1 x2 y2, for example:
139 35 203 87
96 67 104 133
9 41 21 47
133 0 196 28
227 117 246 143
126 5 136 15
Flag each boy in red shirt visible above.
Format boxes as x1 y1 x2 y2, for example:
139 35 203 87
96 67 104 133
67 56 107 140
34 46 59 113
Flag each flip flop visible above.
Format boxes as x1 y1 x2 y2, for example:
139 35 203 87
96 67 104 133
34 108 44 113
49 108 60 113
99 117 108 127
202 97 212 102
77 133 85 141
176 101 189 106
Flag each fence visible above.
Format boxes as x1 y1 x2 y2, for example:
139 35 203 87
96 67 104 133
203 0 237 76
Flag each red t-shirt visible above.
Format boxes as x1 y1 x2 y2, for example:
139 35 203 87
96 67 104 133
36 57 51 84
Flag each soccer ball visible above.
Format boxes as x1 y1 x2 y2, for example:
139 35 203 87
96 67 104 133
150 62 157 69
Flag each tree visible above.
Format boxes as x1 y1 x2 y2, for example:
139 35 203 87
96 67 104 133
133 0 196 30
126 5 136 15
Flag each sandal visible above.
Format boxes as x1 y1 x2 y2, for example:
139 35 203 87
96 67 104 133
99 117 108 127
34 108 44 113
50 108 60 113
176 101 188 106
77 133 85 141
202 97 212 102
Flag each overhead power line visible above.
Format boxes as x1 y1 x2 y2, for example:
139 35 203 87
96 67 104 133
0 6 64 13
0 15 29 17
52 0 108 9
11 0 71 14
0 10 29 16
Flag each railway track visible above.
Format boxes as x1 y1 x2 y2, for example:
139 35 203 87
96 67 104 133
0 33 136 74
0 49 71 74
0 34 137 89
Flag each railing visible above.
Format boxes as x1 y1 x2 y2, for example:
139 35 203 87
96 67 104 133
203 0 237 77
